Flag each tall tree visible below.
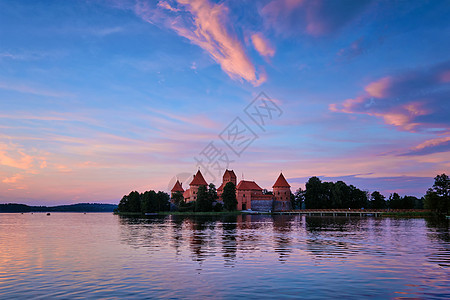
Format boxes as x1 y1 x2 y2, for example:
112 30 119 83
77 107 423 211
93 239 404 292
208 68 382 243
388 193 402 209
195 185 212 212
293 188 305 209
172 191 184 206
370 191 386 209
222 182 237 211
208 183 218 203
424 173 449 215
305 177 326 209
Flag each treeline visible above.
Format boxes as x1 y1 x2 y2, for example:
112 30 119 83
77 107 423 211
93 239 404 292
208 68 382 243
293 173 449 214
117 190 171 213
0 203 118 213
118 182 238 214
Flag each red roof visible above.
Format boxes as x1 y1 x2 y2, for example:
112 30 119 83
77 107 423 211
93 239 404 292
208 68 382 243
217 182 224 191
251 194 273 200
223 169 236 179
236 180 262 191
171 180 184 192
190 170 208 186
273 173 290 188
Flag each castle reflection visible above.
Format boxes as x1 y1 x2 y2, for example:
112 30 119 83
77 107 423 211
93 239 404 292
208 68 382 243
117 214 449 268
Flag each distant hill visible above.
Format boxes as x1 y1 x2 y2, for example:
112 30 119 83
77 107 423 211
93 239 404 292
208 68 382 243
0 203 117 213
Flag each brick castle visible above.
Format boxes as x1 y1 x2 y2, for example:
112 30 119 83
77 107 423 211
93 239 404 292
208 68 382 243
170 169 292 211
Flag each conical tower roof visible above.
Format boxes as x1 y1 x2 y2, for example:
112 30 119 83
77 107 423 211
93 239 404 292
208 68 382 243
272 173 290 188
171 180 184 192
190 170 208 186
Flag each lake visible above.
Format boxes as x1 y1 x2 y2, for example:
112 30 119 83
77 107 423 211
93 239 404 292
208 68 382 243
0 213 448 299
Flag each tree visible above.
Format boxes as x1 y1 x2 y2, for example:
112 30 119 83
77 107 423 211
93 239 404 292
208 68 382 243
141 190 157 213
117 191 141 213
348 185 368 209
172 191 184 207
222 182 237 211
195 185 212 212
424 173 449 215
292 188 305 209
208 183 218 203
156 191 170 212
305 177 327 209
388 193 402 209
370 191 386 209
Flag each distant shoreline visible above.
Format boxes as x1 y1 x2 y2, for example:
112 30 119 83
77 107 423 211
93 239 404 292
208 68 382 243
0 203 118 213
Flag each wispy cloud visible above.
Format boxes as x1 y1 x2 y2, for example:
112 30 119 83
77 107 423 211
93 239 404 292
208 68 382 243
401 136 450 156
2 173 24 184
251 33 275 57
330 60 450 133
132 0 266 85
0 81 74 98
261 0 372 37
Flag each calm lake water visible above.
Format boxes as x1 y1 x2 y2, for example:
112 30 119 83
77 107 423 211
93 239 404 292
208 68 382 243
0 213 448 299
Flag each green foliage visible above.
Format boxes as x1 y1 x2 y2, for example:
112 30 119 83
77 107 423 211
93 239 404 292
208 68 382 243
304 177 368 209
118 190 170 213
370 191 386 209
195 185 212 212
213 202 223 212
118 191 141 213
172 191 184 206
208 183 218 203
388 193 420 209
424 173 449 215
305 177 326 209
292 188 305 209
222 182 237 211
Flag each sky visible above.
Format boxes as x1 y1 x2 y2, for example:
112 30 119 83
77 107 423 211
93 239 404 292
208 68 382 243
0 0 449 205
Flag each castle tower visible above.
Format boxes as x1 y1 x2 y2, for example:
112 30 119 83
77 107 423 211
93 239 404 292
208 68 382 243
170 180 184 203
223 169 237 186
273 173 291 211
188 170 208 202
217 169 237 200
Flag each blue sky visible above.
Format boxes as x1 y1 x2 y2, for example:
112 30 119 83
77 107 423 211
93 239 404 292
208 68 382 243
0 0 449 204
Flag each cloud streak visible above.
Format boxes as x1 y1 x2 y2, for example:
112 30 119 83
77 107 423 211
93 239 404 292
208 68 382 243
330 61 450 133
261 0 372 37
134 0 265 85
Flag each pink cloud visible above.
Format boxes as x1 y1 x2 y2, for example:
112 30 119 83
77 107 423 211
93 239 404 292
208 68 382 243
330 61 450 133
0 143 35 170
134 0 265 85
414 136 450 150
365 77 391 98
2 173 24 184
157 0 180 12
251 33 275 57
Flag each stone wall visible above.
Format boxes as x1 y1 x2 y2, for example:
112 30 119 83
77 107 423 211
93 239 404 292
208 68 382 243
251 199 273 212
273 200 292 211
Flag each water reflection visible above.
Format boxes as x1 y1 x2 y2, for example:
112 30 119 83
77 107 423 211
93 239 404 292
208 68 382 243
425 217 450 267
272 215 294 262
1 213 449 299
117 214 450 270
222 215 237 267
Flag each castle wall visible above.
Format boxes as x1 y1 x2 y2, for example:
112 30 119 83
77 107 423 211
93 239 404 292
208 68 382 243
273 200 292 211
251 199 273 212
